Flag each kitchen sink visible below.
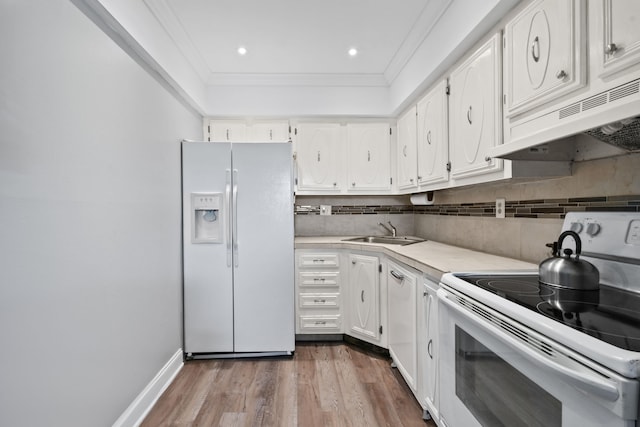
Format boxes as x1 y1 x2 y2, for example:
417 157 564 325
342 236 425 246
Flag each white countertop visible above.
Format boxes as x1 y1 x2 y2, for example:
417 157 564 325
295 236 537 280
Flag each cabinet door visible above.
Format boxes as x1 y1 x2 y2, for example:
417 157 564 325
396 106 418 191
346 123 391 191
387 261 417 392
249 121 290 142
594 0 640 79
209 121 247 142
504 0 586 117
295 123 343 191
417 80 449 188
449 33 503 181
348 254 380 343
423 280 439 419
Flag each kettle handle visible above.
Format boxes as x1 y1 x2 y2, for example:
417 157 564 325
557 230 582 257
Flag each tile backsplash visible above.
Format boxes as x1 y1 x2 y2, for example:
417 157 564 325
294 152 640 263
295 195 640 218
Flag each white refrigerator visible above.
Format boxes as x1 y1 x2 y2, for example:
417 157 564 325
182 141 295 357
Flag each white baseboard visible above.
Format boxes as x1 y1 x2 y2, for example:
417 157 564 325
112 348 183 427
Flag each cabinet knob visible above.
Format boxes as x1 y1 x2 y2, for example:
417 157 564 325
485 156 492 162
556 70 567 80
352 182 356 187
605 43 618 55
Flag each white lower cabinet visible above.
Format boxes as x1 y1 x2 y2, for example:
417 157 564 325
387 259 418 393
295 250 343 334
296 248 433 418
418 276 440 423
346 253 386 347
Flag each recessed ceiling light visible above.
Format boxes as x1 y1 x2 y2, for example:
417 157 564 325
348 48 358 57
237 46 247 56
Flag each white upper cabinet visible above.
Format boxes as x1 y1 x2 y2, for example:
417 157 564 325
295 123 343 192
396 106 418 191
346 123 392 191
208 120 289 142
416 79 449 189
208 121 248 142
593 0 640 80
449 33 504 181
249 121 290 142
504 0 587 118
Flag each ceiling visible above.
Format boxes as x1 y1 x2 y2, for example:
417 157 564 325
143 0 448 87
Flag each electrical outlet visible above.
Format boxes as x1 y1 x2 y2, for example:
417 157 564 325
496 198 506 219
320 205 332 216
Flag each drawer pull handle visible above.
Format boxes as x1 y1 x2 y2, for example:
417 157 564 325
313 299 327 303
312 259 326 263
314 321 327 325
390 270 405 281
361 290 365 302
427 339 433 359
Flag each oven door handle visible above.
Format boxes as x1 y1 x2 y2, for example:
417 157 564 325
439 291 621 402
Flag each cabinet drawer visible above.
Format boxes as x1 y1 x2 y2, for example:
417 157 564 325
299 293 340 309
298 271 340 288
299 315 342 332
298 253 340 268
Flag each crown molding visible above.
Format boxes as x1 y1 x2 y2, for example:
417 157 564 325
143 0 211 82
207 73 389 87
384 0 453 84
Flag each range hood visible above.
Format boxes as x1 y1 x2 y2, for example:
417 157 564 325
492 78 640 162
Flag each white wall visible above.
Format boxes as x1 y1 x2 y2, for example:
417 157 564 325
0 1 202 426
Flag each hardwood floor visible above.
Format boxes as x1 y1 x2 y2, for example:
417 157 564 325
141 342 436 427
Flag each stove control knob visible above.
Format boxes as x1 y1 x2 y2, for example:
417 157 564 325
586 222 601 237
569 222 583 233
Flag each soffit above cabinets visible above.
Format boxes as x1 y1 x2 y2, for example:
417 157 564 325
143 0 451 87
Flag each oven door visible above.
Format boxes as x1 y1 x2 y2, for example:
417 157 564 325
437 285 638 427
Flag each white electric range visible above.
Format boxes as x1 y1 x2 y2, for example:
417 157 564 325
437 212 640 427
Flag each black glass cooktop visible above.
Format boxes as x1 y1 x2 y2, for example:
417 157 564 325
454 274 640 352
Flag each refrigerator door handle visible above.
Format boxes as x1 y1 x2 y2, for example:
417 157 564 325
225 169 232 267
232 169 239 267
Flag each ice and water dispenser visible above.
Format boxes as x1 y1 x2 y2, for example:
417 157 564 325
191 193 223 244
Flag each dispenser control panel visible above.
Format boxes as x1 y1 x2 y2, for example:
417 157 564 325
191 192 223 243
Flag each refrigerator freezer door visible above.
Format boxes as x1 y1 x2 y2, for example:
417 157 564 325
182 142 234 353
232 143 295 352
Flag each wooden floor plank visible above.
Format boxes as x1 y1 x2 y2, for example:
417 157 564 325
142 342 436 427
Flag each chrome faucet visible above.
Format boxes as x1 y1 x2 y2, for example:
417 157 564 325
378 221 397 237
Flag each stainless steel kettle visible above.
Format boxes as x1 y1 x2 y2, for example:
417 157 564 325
539 230 600 290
